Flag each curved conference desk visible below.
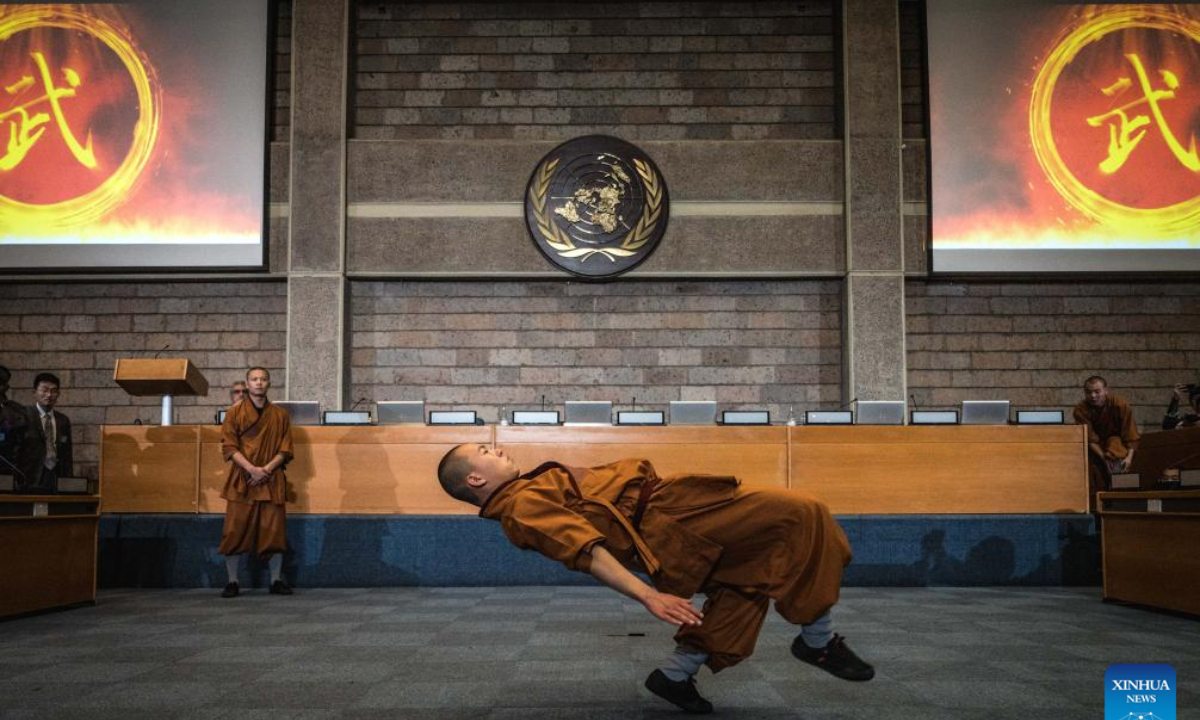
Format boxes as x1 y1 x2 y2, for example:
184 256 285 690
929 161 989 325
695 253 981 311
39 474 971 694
100 424 1089 515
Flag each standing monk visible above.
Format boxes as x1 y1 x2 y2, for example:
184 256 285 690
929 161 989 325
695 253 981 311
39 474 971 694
218 366 294 598
1073 375 1139 496
437 445 874 715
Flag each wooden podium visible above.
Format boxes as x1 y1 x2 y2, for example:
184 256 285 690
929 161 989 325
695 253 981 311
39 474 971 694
114 358 209 426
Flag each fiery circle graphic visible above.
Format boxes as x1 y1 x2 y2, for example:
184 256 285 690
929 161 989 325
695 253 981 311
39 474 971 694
0 5 159 229
1030 7 1200 237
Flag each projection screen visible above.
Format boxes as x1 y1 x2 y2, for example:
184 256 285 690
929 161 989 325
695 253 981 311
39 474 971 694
0 2 268 270
928 1 1200 273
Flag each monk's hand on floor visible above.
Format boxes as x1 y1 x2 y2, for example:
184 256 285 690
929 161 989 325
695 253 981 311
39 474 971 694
642 591 703 626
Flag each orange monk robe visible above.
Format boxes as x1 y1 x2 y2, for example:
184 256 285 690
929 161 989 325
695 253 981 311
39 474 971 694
479 459 852 671
217 399 293 558
1073 393 1140 459
1073 393 1140 498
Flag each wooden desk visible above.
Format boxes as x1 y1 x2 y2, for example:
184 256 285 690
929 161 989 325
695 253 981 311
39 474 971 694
0 494 100 618
1129 426 1200 489
1098 490 1200 616
101 424 1088 515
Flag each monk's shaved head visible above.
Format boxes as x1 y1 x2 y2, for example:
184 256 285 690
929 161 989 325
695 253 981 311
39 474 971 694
438 444 477 504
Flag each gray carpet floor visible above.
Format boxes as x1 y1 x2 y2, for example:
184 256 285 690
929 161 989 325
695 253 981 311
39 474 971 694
1 586 1196 719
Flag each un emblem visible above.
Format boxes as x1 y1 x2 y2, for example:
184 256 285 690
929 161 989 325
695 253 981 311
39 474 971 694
525 135 669 279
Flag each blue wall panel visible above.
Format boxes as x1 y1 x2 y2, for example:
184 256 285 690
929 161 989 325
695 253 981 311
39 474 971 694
98 514 1098 589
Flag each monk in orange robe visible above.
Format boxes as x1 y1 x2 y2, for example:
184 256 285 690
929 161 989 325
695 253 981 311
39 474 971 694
218 366 294 598
1073 375 1140 500
437 445 874 715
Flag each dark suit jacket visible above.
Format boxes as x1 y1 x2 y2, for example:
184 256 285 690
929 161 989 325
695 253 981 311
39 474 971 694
20 405 73 483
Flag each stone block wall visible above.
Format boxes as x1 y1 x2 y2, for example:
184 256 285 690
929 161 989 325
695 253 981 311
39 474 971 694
0 282 288 478
353 1 838 140
272 0 293 142
349 279 842 421
907 281 1200 430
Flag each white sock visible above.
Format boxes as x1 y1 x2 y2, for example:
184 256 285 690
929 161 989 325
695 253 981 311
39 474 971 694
225 555 240 585
269 553 283 584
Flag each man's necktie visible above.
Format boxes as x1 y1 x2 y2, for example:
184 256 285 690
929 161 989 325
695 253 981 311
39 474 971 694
43 413 56 469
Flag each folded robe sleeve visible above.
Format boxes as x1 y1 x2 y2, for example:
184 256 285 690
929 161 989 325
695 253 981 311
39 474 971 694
500 489 606 574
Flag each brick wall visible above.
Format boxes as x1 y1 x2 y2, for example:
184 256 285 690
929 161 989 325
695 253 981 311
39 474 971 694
0 282 288 478
899 0 925 139
272 0 293 142
350 280 842 421
907 281 1200 431
353 1 837 140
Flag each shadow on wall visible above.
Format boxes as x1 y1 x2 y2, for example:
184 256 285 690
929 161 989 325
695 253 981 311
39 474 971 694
840 516 1099 587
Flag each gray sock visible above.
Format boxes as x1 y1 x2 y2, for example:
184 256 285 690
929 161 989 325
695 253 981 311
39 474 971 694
269 553 283 584
224 555 240 585
799 610 834 649
661 646 709 682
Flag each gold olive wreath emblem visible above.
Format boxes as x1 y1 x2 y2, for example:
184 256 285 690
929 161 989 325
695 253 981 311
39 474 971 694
529 157 663 262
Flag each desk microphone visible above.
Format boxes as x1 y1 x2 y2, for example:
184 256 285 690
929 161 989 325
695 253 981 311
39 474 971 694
153 344 169 358
350 397 367 411
909 394 919 412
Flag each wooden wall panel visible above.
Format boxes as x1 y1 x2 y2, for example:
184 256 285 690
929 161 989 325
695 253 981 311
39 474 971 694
104 424 1088 516
101 426 200 513
790 426 1088 514
496 426 789 488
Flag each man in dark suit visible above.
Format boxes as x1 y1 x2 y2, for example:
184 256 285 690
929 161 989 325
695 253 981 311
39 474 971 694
21 372 73 493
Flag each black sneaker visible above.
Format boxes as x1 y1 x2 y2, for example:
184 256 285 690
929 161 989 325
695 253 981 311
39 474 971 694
644 668 713 714
791 633 875 681
269 580 293 595
220 582 239 598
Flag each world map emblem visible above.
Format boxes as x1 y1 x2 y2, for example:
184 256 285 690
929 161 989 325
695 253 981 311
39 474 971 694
524 135 669 279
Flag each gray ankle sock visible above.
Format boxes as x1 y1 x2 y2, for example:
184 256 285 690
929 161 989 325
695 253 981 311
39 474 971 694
268 553 283 584
661 646 709 682
799 610 834 649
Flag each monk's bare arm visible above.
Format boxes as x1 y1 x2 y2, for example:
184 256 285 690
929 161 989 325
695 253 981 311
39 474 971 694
586 545 703 627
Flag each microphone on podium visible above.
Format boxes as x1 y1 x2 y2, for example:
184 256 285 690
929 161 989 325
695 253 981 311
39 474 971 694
153 344 169 358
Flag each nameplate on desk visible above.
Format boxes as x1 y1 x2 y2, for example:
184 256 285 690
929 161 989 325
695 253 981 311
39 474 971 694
1016 410 1064 424
1181 468 1200 488
1148 499 1163 513
429 411 478 425
1110 472 1141 490
616 411 665 426
806 411 853 425
0 474 13 493
33 502 48 517
56 476 89 494
216 409 227 424
911 410 959 425
721 410 770 426
323 411 372 426
512 411 561 425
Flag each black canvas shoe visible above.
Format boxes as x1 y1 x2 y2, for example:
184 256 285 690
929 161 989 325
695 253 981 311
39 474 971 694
220 582 239 598
269 580 293 595
644 668 714 714
791 634 875 681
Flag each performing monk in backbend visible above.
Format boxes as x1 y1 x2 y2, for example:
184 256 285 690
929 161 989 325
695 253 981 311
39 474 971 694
217 366 294 598
437 444 874 715
1073 375 1140 496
